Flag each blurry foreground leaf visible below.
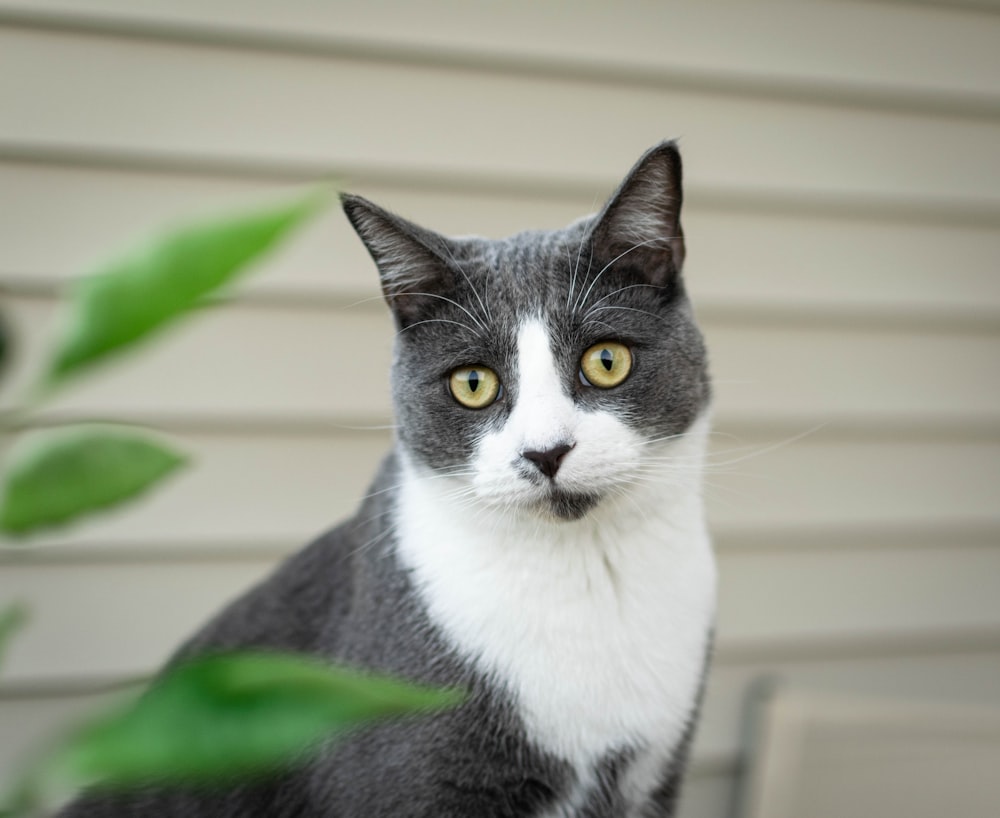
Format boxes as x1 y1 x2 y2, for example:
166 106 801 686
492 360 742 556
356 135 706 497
0 604 28 675
0 426 187 536
3 652 463 815
44 190 328 387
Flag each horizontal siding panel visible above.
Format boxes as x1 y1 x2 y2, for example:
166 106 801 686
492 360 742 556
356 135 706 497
0 297 398 421
0 685 124 776
3 546 1000 681
717 546 1000 649
2 162 999 318
689 211 1000 319
706 436 1000 536
0 161 376 296
0 561 276 682
3 296 998 427
0 0 998 103
707 324 1000 427
2 28 1000 205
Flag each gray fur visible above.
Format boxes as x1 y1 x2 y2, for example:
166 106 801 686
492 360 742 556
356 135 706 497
58 141 711 817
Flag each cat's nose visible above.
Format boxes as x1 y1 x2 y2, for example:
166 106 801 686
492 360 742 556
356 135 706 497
521 443 574 479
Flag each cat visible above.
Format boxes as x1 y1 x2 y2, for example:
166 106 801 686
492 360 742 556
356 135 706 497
59 140 715 818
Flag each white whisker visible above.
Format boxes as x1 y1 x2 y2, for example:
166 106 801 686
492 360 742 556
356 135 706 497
442 244 493 327
395 291 487 333
584 304 667 324
397 317 482 338
574 237 668 314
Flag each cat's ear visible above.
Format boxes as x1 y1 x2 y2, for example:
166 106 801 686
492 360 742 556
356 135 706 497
590 141 685 285
340 194 454 327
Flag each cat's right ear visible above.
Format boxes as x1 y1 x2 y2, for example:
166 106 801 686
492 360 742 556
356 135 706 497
340 194 454 327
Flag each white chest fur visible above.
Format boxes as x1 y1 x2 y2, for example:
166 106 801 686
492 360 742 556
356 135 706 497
394 438 716 808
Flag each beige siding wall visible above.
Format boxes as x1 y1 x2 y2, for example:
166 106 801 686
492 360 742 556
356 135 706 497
1 2 998 815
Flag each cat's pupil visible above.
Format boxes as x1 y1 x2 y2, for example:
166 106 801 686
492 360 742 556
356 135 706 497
600 349 613 371
468 370 480 392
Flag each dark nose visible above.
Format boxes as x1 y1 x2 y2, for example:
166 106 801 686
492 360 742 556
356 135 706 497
522 443 574 479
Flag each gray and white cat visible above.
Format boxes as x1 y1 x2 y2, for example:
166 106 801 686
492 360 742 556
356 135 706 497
61 141 715 817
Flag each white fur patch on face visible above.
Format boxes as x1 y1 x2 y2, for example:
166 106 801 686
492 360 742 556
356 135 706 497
473 319 641 518
393 318 716 812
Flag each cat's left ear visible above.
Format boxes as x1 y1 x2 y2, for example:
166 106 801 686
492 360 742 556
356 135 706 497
340 194 455 327
589 141 685 286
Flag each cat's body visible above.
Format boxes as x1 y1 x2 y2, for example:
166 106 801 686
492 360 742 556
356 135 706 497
61 142 715 818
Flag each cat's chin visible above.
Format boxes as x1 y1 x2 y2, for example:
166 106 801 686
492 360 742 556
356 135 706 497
539 489 602 522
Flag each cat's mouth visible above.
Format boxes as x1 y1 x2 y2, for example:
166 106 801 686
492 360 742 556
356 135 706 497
541 488 602 521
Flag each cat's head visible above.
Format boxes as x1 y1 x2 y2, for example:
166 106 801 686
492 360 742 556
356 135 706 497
342 141 710 522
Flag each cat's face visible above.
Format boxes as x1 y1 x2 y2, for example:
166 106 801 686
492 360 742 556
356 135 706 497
343 142 710 521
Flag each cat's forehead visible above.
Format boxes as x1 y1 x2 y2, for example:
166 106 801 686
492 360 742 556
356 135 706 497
457 219 590 267
448 219 594 312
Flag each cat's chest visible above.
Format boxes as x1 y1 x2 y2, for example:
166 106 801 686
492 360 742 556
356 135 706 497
394 466 716 804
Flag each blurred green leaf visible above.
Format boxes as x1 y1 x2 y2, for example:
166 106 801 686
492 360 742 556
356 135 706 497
58 652 462 789
44 190 328 387
0 604 28 676
0 426 187 536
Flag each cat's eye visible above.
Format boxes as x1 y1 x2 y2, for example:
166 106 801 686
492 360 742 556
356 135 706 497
579 342 632 389
449 366 501 409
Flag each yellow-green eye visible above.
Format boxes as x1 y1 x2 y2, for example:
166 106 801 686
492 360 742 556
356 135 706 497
449 366 501 409
580 342 632 388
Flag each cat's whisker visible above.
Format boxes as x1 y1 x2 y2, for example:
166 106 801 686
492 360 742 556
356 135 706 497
701 477 761 505
611 483 652 525
637 432 688 446
638 427 821 475
641 427 742 443
567 192 601 309
584 304 668 324
442 483 481 500
579 318 620 336
341 294 389 310
702 424 827 469
393 291 488 333
397 317 482 338
356 466 476 503
329 422 400 432
573 237 670 314
585 283 668 311
566 246 577 309
568 232 596 310
442 243 493 327
484 264 497 324
346 518 399 560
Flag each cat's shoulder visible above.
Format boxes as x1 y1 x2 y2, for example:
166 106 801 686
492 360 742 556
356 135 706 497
177 518 363 658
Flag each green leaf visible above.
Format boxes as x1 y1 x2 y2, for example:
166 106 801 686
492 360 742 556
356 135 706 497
0 604 28 676
57 652 463 788
45 190 328 387
0 426 187 536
